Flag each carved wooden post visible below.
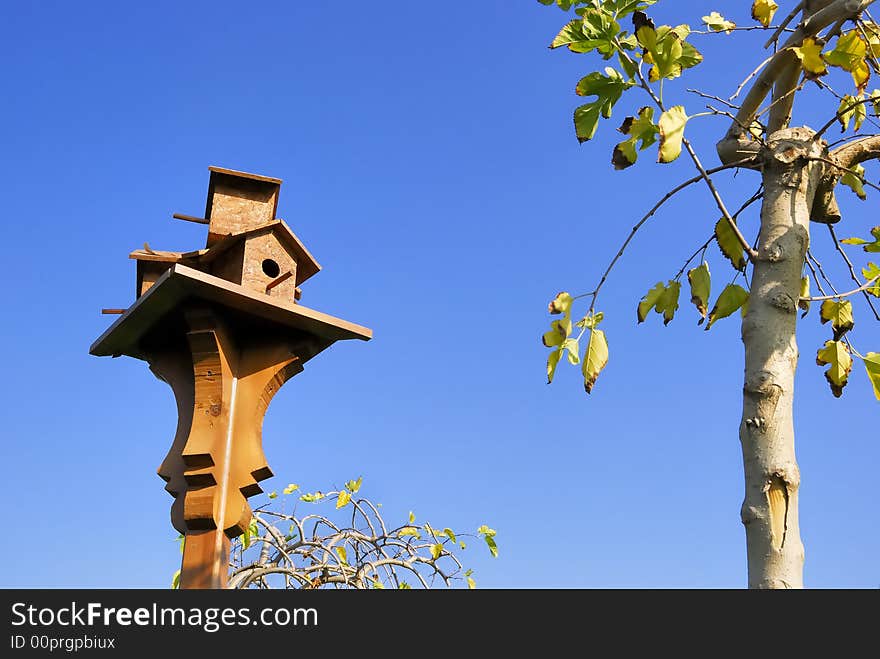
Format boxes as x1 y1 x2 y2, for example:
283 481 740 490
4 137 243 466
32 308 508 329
91 167 371 589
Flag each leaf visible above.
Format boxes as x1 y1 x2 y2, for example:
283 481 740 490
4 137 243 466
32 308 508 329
299 491 325 502
702 12 735 34
444 528 457 544
862 263 880 297
398 526 421 540
841 226 880 250
816 340 852 397
793 37 827 77
430 543 443 560
483 535 499 558
751 0 778 28
573 67 635 142
546 348 562 384
862 352 880 400
637 282 665 323
477 525 496 537
459 541 466 549
409 510 415 524
637 280 680 325
548 291 573 315
336 490 351 509
267 491 278 499
714 217 747 271
612 106 658 169
398 582 412 589
542 313 572 347
836 95 858 132
467 576 477 590
582 327 609 394
658 106 688 163
798 276 811 317
579 311 604 329
171 569 180 590
371 579 384 589
819 299 854 340
840 163 867 200
177 533 185 555
334 546 348 565
345 476 362 493
824 31 870 92
687 262 711 322
706 284 749 330
636 23 703 82
282 483 299 495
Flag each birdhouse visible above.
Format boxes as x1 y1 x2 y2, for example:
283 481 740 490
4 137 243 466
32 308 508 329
130 167 319 303
91 166 371 589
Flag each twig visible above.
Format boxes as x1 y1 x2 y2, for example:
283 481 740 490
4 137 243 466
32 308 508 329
808 155 880 193
808 249 841 295
586 158 755 311
801 276 879 300
804 253 829 296
814 96 880 140
827 223 880 320
687 88 740 110
764 2 805 49
730 53 777 100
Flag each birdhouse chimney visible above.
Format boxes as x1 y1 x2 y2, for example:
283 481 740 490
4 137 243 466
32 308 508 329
205 166 281 246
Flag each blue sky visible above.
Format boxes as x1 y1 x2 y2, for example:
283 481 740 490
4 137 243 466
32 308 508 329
1 1 876 588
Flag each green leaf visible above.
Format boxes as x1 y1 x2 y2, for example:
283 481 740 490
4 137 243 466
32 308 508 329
706 284 749 330
582 327 609 394
798 276 811 316
819 299 854 340
459 541 467 549
836 95 858 132
334 546 348 565
267 491 278 499
841 226 880 250
714 217 747 271
612 106 659 169
548 291 573 315
751 0 778 28
840 163 867 200
177 533 185 555
637 280 679 325
430 543 443 560
483 535 499 558
862 263 880 297
573 67 635 142
793 37 828 77
658 106 688 163
282 483 299 495
816 340 852 397
702 11 735 34
444 528 457 544
862 352 880 400
824 31 869 91
299 491 325 502
579 311 604 329
336 490 351 509
687 262 711 322
171 569 180 590
399 526 421 540
637 24 702 82
344 476 362 493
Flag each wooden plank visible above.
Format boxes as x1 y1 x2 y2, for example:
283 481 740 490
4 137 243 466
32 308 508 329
101 308 126 314
173 213 210 225
265 270 293 292
208 166 282 185
89 264 372 358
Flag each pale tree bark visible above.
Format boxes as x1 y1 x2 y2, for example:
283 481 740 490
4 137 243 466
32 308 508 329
739 128 828 588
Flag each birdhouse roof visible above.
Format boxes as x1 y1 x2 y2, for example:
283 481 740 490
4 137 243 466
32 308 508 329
129 219 322 287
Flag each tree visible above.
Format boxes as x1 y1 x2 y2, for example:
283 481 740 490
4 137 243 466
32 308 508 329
172 478 498 589
538 0 880 588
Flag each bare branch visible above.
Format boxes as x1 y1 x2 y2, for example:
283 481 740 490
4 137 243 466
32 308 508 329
827 224 880 320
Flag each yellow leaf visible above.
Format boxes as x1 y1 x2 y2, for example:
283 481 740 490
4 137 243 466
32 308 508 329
687 263 711 322
706 284 749 330
714 217 746 271
334 546 348 564
467 576 476 589
798 276 810 316
582 328 608 394
819 299 854 340
862 353 880 400
702 12 736 34
658 106 688 163
824 31 870 92
793 37 828 76
430 543 443 560
751 0 778 28
336 490 351 509
816 340 852 397
542 316 571 347
548 291 573 315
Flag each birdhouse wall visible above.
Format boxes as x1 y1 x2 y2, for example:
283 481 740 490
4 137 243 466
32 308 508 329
209 242 245 286
207 178 278 241
241 230 298 300
137 260 174 298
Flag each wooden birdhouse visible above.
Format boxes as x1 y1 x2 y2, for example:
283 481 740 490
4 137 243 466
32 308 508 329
130 167 319 303
91 166 371 589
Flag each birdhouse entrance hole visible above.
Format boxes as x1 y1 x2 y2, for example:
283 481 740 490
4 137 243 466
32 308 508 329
262 258 280 278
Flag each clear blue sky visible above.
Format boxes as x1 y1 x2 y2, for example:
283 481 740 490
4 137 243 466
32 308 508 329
1 1 876 588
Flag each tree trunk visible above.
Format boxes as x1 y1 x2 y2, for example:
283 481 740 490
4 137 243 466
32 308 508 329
739 127 826 588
